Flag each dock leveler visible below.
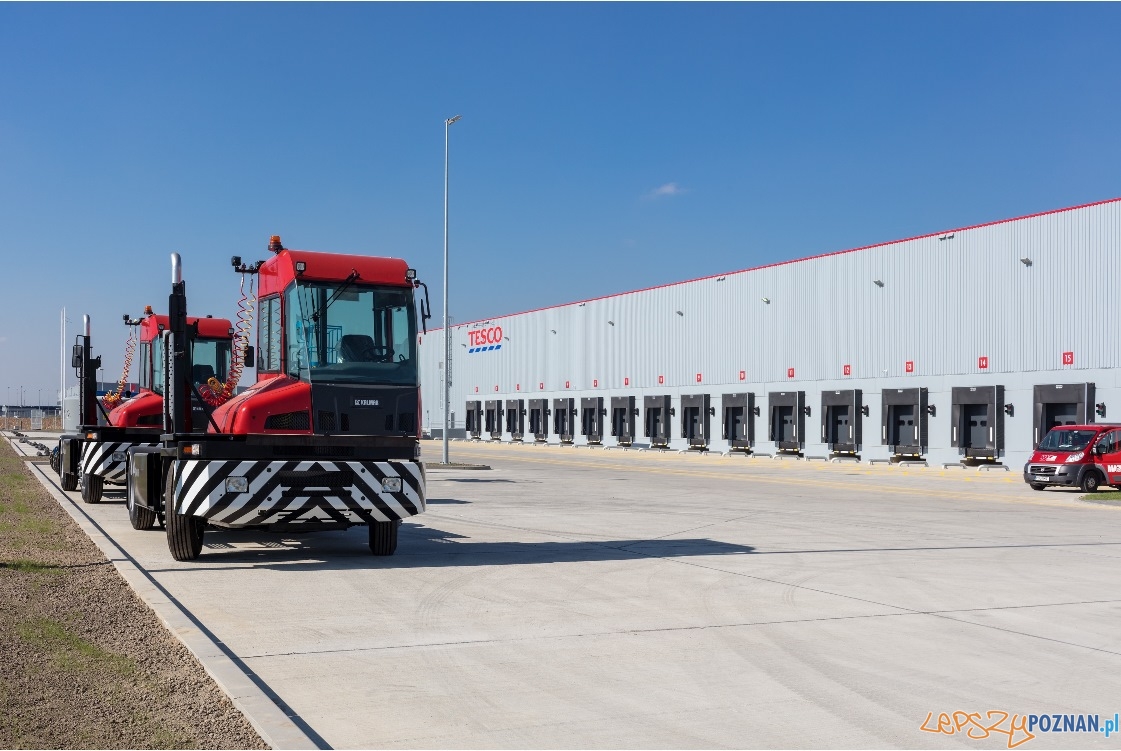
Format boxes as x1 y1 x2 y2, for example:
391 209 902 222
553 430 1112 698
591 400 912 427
1033 383 1095 447
722 392 755 452
882 387 928 458
822 389 862 455
581 397 605 444
484 399 502 440
644 395 672 448
553 397 576 444
465 400 482 440
951 386 1004 460
505 399 525 441
768 391 805 453
610 396 636 446
681 393 712 450
528 398 549 442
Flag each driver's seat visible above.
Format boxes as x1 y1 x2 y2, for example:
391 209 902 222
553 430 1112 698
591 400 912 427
339 334 377 362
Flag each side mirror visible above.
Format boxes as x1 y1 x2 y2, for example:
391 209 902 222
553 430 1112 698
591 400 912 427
71 344 83 369
244 345 255 366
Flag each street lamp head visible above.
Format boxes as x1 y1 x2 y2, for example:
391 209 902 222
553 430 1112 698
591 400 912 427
446 115 462 126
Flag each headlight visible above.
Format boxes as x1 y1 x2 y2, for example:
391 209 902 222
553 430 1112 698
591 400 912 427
225 476 249 493
1066 452 1085 463
111 451 127 462
381 477 402 493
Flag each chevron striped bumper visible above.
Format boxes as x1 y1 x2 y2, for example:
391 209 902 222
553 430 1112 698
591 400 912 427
172 459 426 528
81 440 157 483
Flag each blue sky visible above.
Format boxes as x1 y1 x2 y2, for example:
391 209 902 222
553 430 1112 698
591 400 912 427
1 3 1119 405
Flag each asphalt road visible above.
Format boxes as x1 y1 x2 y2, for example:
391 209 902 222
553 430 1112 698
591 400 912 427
20 437 1121 748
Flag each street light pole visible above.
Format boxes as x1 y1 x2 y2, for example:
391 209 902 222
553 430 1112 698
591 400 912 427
443 113 461 466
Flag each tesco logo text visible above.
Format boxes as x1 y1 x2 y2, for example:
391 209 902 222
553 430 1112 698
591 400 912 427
469 326 503 346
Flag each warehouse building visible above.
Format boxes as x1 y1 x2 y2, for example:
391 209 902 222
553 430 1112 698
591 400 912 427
418 198 1121 467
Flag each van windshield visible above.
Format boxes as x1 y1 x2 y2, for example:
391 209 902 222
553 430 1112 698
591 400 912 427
1037 429 1096 451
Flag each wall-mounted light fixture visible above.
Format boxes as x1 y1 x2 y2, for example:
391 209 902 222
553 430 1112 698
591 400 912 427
873 279 884 287
607 321 615 326
578 302 586 307
716 276 726 282
938 233 955 241
550 329 557 334
1020 257 1032 267
503 336 510 341
675 310 684 316
761 297 770 304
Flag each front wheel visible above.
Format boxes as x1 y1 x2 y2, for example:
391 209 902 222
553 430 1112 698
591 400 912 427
369 519 400 556
60 473 78 492
80 473 103 504
164 471 204 560
1081 471 1101 494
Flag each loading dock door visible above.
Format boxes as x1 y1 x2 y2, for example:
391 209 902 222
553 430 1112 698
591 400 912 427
644 395 672 447
821 389 862 453
680 394 711 448
484 400 502 439
768 391 805 452
505 399 525 441
553 398 576 443
610 396 636 445
951 386 1004 459
581 397 605 444
1032 383 1094 447
466 400 482 440
528 398 548 442
722 393 755 450
881 388 928 456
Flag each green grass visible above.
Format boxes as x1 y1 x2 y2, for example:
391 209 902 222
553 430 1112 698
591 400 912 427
1082 490 1121 502
16 617 135 676
1 559 62 574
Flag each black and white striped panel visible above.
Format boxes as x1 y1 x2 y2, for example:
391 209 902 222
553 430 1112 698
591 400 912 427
172 459 426 527
81 440 157 482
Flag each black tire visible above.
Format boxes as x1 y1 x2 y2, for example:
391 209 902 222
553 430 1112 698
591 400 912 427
127 481 157 531
60 473 78 492
49 447 60 475
1029 483 1046 491
80 473 103 504
1080 471 1101 494
164 470 204 561
369 519 401 556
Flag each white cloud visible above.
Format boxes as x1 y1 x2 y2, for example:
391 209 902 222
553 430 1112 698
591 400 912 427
645 182 686 199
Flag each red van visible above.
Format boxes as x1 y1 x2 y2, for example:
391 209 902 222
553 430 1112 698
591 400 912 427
1024 423 1121 492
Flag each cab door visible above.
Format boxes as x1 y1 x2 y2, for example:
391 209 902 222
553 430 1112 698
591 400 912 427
1096 430 1121 488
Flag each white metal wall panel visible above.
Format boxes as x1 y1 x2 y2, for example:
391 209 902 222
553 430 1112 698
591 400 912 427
421 199 1121 460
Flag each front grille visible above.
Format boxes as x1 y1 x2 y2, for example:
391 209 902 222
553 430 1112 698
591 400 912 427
1030 465 1058 475
276 469 356 489
318 411 337 431
340 413 350 431
265 411 310 430
398 412 415 433
384 414 394 431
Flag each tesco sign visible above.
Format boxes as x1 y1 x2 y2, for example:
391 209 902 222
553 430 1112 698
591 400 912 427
469 326 503 346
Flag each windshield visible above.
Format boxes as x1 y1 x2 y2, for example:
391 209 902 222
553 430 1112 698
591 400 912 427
1038 429 1096 452
192 337 231 389
285 281 417 386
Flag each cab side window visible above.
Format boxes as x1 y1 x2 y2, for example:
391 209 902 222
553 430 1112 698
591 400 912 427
258 296 282 372
1098 431 1119 455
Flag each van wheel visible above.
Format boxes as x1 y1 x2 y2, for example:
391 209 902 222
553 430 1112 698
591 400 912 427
369 519 400 556
1080 471 1101 494
1029 483 1045 491
80 474 103 504
165 472 204 561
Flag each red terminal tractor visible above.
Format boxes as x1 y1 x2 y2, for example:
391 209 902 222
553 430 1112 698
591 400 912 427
57 302 238 510
127 237 432 561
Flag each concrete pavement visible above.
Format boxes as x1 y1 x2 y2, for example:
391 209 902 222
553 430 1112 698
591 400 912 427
13 434 1121 748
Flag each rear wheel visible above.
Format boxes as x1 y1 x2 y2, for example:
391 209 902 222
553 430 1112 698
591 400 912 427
80 473 103 504
165 470 204 560
369 519 400 556
1029 483 1046 491
60 473 78 491
1081 471 1101 494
